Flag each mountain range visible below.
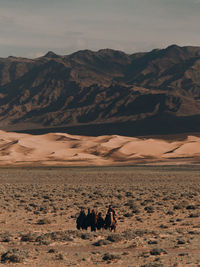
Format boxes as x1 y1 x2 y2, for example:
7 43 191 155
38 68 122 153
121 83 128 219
0 44 200 136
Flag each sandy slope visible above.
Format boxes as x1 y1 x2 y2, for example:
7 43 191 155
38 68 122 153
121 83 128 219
0 130 199 166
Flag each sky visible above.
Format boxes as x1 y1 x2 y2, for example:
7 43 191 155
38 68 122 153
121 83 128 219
0 0 200 58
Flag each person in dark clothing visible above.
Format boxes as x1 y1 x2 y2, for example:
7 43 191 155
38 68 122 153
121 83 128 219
107 205 116 216
76 209 86 230
97 212 105 230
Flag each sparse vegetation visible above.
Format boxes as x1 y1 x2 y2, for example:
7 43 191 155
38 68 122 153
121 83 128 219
0 166 199 266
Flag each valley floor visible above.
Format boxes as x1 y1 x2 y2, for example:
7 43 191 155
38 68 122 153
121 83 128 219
0 166 199 266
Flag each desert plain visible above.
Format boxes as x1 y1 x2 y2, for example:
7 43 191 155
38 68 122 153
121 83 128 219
0 131 199 266
0 166 199 266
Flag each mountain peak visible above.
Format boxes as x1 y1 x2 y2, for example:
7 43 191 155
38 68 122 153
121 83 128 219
44 51 59 58
165 44 184 53
167 44 181 50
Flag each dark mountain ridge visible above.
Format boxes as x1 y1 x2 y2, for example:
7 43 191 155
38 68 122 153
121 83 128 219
0 44 200 136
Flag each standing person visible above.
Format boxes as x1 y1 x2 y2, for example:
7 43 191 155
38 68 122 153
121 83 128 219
107 205 116 216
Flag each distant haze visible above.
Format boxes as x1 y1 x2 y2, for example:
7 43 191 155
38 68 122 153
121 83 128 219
0 0 200 58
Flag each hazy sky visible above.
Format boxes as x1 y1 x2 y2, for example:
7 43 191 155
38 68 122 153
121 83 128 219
0 0 200 58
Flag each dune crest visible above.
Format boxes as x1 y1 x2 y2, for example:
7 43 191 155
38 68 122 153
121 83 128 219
0 131 199 166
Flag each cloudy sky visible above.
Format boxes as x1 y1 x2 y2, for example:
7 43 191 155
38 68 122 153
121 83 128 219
0 0 200 58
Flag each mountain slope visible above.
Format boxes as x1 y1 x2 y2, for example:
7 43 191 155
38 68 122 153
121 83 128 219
0 45 200 136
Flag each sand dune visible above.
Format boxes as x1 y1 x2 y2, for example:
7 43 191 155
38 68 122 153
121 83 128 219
0 130 199 166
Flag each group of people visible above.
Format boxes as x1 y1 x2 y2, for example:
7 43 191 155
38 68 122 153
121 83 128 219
76 205 117 232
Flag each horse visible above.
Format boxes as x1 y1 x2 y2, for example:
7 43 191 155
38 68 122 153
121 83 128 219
104 211 117 232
